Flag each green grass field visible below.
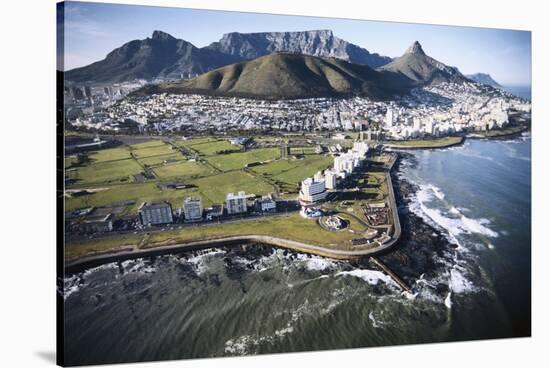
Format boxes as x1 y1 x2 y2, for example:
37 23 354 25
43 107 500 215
470 125 527 138
67 158 143 185
137 153 184 167
253 155 333 185
153 160 214 179
188 140 241 156
205 148 280 171
384 136 463 148
190 170 275 204
176 137 217 146
65 213 362 260
87 147 132 163
65 182 199 213
131 143 176 159
129 140 166 149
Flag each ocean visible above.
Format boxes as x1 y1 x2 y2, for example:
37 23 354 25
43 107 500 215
62 136 531 366
502 85 531 100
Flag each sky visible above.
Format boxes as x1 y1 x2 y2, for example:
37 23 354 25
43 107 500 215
57 1 532 86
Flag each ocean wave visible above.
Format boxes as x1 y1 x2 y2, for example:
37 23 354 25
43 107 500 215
409 183 499 243
444 292 452 309
181 248 226 275
336 269 399 289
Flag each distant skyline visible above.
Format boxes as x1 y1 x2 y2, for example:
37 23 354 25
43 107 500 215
58 1 532 86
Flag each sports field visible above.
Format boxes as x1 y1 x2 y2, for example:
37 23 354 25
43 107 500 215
153 160 214 179
66 158 143 185
205 148 280 171
252 154 333 185
186 140 241 156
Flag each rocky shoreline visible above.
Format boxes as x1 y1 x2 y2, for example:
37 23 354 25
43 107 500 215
373 153 455 297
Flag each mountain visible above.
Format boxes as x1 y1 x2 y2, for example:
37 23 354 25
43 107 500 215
65 30 394 83
135 52 411 100
205 30 393 68
65 31 239 83
378 41 469 86
466 73 502 88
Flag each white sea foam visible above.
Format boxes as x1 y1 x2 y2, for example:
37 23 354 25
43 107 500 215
449 267 475 294
336 269 399 289
369 311 385 328
183 248 226 275
82 262 118 278
444 292 452 309
410 183 498 243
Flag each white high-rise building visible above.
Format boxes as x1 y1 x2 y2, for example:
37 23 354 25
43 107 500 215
424 119 434 135
385 109 394 128
413 117 422 131
300 178 327 203
352 141 369 157
183 196 203 222
324 169 337 190
226 191 248 215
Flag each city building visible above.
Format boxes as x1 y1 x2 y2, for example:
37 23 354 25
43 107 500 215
255 195 277 213
324 169 338 189
183 196 203 222
300 177 327 203
138 201 173 226
226 191 248 215
385 109 394 127
205 204 224 221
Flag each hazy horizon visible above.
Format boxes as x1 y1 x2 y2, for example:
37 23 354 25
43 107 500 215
57 1 532 86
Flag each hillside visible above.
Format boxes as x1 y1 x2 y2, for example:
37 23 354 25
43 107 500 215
135 52 412 100
466 73 502 88
65 31 239 83
378 41 469 86
64 30 393 83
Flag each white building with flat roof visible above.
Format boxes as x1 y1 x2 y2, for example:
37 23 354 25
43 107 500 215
300 177 327 203
324 169 337 190
226 191 248 214
386 109 394 128
183 196 203 222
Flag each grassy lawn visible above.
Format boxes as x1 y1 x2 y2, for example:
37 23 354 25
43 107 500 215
290 146 318 155
190 170 275 204
65 182 199 213
384 136 463 148
65 213 361 260
64 156 77 168
131 143 176 159
153 160 214 179
129 140 166 149
87 147 131 163
205 148 280 171
189 140 241 156
471 125 527 138
253 155 333 185
137 153 184 167
67 158 143 185
176 137 217 146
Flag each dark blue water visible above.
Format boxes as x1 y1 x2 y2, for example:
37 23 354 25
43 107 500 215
63 137 531 366
400 135 531 338
502 85 531 100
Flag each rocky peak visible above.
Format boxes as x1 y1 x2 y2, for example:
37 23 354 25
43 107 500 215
151 30 175 41
405 41 425 55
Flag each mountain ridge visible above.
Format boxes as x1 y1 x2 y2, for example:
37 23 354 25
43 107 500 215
134 52 412 100
466 73 502 88
378 40 469 86
65 30 393 83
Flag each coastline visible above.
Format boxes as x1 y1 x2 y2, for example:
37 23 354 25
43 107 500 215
63 129 527 273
